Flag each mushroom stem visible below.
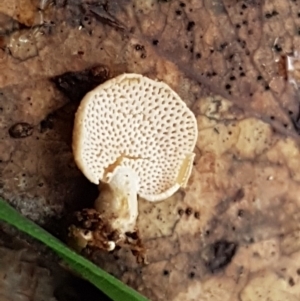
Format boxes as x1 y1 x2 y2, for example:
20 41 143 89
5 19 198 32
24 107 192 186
94 166 139 236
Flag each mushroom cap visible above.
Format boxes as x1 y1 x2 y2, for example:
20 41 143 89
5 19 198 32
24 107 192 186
73 73 198 202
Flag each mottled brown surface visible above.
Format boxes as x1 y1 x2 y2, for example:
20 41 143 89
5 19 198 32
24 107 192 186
1 0 300 300
0 225 113 301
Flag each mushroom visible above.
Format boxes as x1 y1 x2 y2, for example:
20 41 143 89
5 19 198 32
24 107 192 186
70 73 198 254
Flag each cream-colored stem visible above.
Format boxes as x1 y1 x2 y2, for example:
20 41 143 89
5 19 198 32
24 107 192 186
94 166 139 234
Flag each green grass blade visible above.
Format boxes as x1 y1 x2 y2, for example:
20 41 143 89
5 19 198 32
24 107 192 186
0 198 149 301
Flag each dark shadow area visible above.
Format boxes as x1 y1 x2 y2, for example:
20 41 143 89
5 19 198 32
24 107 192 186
51 64 110 103
54 276 113 301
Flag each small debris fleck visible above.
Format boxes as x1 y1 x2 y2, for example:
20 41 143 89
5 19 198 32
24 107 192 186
204 240 237 273
163 270 169 276
185 207 193 215
9 123 34 138
178 208 184 216
40 114 54 133
233 189 244 202
220 42 228 50
237 209 244 217
274 44 282 52
135 44 144 51
187 21 195 31
289 277 295 286
189 272 195 278
265 12 273 19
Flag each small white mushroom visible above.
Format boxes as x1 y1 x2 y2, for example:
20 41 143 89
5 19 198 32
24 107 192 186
72 73 198 239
